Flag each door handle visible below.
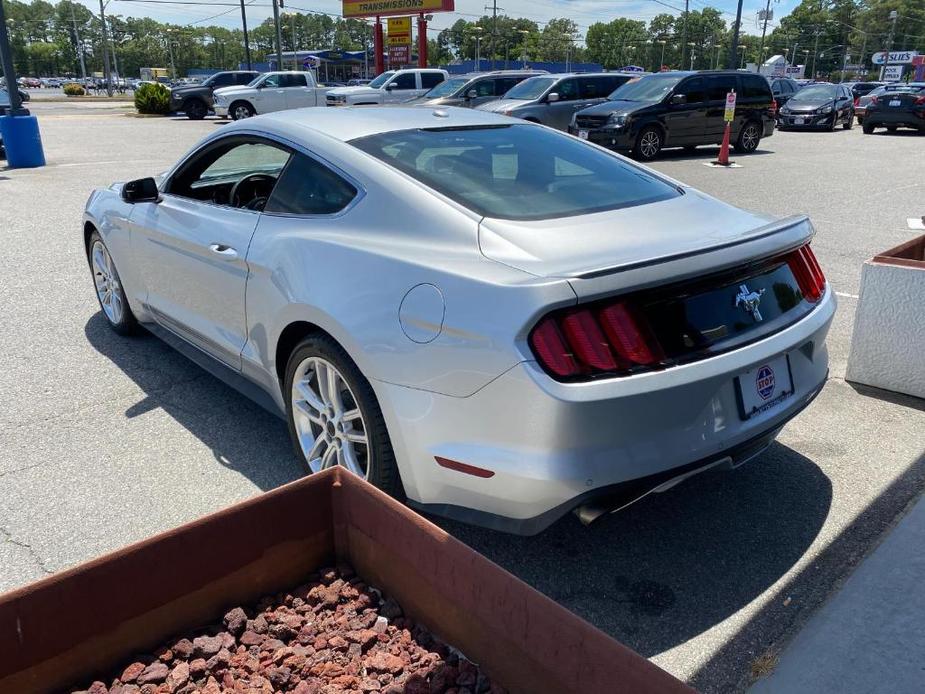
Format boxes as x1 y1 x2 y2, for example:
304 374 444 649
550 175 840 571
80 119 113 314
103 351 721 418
209 243 238 259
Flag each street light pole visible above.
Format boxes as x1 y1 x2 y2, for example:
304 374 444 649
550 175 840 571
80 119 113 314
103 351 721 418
70 4 87 80
0 0 24 112
98 0 113 95
879 10 897 81
239 0 252 70
757 0 772 68
271 0 284 71
659 40 666 70
680 0 689 72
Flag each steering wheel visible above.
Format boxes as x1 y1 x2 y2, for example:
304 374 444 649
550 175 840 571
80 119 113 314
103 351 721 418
229 173 276 209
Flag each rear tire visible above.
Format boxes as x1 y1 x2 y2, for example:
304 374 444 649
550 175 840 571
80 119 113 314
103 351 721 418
843 114 854 130
230 101 255 120
862 122 875 134
284 334 403 499
633 126 663 161
887 126 897 133
734 121 761 153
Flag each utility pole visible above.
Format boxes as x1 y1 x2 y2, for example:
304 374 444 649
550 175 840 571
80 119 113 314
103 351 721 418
727 0 744 69
859 31 867 77
0 0 24 112
757 0 772 68
98 0 112 95
879 10 897 80
70 4 87 80
680 0 689 71
167 37 175 78
810 30 820 78
271 0 284 71
239 0 252 70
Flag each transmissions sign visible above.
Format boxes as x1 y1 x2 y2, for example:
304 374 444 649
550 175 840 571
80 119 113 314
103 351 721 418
342 0 454 19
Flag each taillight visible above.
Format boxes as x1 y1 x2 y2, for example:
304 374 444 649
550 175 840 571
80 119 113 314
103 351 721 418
914 95 925 105
853 97 859 106
770 99 778 116
529 301 663 379
869 95 878 105
786 245 826 303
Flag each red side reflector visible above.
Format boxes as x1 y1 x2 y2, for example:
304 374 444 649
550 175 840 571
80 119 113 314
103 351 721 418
435 456 495 478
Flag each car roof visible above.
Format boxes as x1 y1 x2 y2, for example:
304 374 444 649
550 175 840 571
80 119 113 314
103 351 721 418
238 105 519 143
458 70 547 78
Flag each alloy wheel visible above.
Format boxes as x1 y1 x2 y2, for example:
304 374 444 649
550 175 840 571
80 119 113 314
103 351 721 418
639 130 660 158
290 356 370 479
742 124 760 151
232 104 252 120
91 240 124 325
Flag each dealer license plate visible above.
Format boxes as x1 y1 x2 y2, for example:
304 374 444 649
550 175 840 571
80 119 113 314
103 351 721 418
736 355 794 420
890 99 901 107
578 129 589 139
794 117 804 125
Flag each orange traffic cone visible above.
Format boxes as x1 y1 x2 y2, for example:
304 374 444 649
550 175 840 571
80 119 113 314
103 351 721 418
715 122 732 166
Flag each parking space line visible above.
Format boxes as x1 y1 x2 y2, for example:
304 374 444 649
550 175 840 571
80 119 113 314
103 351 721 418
835 291 860 299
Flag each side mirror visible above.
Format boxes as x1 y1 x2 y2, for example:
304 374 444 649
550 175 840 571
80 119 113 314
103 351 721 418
670 94 687 105
122 177 160 203
385 82 397 90
547 92 560 103
467 89 478 99
255 83 265 89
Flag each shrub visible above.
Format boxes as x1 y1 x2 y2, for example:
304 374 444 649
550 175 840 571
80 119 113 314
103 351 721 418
134 82 171 114
63 83 85 96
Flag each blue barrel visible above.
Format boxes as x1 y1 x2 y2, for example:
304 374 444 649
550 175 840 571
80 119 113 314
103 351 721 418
0 114 46 168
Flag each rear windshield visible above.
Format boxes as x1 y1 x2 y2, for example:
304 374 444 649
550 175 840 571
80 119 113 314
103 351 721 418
350 124 680 221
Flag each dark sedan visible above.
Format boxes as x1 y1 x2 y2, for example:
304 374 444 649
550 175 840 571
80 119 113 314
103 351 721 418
862 83 925 134
778 83 854 130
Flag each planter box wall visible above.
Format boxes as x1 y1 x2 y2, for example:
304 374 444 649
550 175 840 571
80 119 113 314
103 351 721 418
847 235 925 400
0 469 690 694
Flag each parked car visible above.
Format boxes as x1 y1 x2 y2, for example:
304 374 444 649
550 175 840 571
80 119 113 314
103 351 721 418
213 71 331 120
325 69 448 106
778 83 854 130
862 83 925 134
569 70 776 160
768 76 802 110
405 70 548 109
169 70 260 120
856 83 923 124
476 72 642 131
843 81 883 101
83 106 833 535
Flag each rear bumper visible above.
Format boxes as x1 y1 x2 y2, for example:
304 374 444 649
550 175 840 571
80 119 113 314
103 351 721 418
865 110 925 129
378 288 836 535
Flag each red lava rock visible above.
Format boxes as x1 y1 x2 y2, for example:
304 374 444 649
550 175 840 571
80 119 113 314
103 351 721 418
223 607 248 637
136 662 169 685
68 567 498 694
121 663 146 684
164 661 189 692
191 635 223 659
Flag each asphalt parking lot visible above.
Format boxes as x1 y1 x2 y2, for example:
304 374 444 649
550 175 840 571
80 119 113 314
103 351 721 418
1 102 924 693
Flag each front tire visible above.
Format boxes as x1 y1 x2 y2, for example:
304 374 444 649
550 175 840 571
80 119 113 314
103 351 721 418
633 126 663 161
863 121 875 134
184 99 207 120
87 232 138 335
734 121 761 153
284 335 403 498
843 113 854 130
230 101 255 120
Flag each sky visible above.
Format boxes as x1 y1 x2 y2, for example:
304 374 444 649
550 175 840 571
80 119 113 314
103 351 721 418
75 0 800 42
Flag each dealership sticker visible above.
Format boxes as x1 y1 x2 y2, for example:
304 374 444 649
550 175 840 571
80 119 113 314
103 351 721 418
756 365 776 400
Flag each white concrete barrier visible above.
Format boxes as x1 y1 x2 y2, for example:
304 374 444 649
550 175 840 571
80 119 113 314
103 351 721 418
847 235 925 400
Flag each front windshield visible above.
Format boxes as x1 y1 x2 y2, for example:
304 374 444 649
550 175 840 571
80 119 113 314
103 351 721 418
425 77 470 98
608 73 685 102
504 76 557 100
793 85 837 101
247 74 266 87
350 124 680 221
369 71 396 89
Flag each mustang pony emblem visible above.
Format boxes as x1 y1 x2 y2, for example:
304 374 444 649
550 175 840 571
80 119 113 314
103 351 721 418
735 284 765 322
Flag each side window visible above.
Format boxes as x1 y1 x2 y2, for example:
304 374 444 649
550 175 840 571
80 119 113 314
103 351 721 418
677 77 705 103
420 72 444 89
496 77 523 94
168 139 291 207
390 73 417 90
213 74 234 87
578 77 607 99
556 78 580 101
265 153 358 215
473 79 495 97
743 75 770 99
280 74 307 88
236 73 256 85
707 75 738 101
262 74 281 88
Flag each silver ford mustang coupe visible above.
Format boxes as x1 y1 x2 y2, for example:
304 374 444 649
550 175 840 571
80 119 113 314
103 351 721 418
83 106 834 534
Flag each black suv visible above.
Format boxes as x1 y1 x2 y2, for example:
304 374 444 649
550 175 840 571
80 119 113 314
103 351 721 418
169 71 260 120
570 70 776 160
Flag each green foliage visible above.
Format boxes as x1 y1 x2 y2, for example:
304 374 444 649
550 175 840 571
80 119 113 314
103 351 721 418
134 82 170 114
62 82 84 96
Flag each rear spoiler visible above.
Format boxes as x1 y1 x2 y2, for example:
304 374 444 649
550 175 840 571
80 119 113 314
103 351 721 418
567 215 815 301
